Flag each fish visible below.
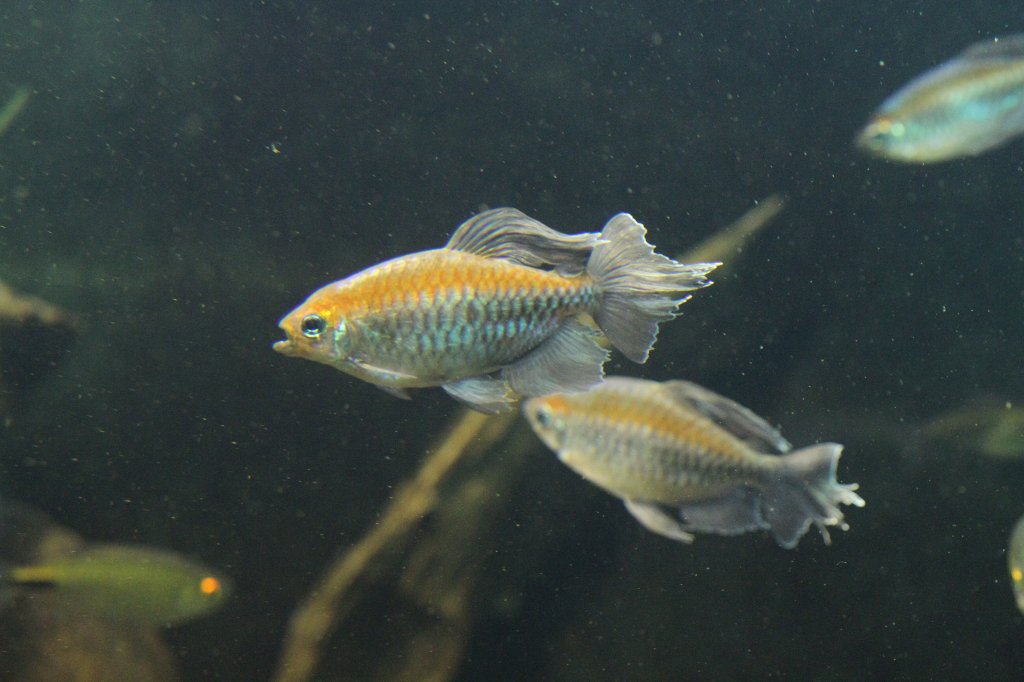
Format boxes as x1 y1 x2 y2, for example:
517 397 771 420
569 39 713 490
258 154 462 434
522 377 865 548
911 398 1024 460
1009 513 1024 613
1 544 231 627
274 208 719 412
857 34 1024 162
677 194 784 266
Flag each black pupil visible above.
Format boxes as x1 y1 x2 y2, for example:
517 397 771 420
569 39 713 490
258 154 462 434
301 315 325 337
535 408 551 428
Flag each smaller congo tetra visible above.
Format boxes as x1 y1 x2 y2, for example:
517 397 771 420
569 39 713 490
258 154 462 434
274 208 718 412
523 377 865 548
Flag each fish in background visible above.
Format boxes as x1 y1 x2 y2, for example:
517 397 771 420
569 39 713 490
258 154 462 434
523 377 865 548
0 500 230 627
275 208 719 413
857 34 1024 162
2 545 230 627
910 398 1024 460
677 194 785 267
1009 513 1024 614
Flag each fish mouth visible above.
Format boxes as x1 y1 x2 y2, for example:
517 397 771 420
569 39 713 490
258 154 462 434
855 116 903 157
273 338 298 356
854 127 884 155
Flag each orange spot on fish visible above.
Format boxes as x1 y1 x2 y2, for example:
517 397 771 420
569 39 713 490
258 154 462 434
200 576 221 596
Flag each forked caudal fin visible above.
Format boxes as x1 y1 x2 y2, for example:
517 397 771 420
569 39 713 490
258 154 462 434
588 214 720 363
761 443 865 549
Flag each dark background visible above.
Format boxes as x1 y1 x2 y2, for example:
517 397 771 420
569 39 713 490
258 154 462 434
0 1 1022 679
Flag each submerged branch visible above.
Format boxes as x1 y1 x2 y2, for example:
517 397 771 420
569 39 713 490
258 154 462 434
272 408 515 682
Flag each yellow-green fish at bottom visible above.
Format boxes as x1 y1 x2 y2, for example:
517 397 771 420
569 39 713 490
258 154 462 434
523 377 865 548
2 544 230 627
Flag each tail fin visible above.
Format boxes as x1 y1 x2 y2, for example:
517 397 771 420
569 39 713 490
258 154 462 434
761 443 865 549
0 561 16 610
587 213 719 363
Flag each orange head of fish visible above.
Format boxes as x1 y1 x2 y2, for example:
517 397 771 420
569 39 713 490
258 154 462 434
273 283 355 368
522 393 574 453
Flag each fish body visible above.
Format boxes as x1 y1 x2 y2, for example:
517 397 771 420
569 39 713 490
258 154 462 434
2 544 230 627
915 399 1024 460
275 208 718 412
523 377 865 548
1009 514 1024 613
280 248 597 388
858 35 1024 162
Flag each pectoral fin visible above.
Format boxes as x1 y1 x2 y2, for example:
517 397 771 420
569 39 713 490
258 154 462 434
376 385 412 400
347 357 415 399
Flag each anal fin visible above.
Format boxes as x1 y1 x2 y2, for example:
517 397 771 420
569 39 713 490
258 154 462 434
677 487 768 536
502 318 609 398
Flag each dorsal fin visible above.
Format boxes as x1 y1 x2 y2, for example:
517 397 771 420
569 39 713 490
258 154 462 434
961 34 1024 61
660 381 791 454
446 208 602 268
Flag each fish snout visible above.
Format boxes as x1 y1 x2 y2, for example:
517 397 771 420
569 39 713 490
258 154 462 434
272 337 299 357
855 124 886 155
856 116 906 158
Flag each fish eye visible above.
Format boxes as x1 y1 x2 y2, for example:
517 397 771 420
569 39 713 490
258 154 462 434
301 314 326 338
534 405 555 429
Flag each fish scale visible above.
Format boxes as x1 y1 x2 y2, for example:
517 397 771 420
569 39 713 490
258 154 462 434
582 388 763 486
357 251 595 378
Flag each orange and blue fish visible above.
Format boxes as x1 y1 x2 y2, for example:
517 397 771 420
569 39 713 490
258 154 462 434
523 377 865 548
274 208 719 412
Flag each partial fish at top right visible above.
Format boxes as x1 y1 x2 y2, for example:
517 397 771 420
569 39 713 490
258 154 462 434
857 34 1024 163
